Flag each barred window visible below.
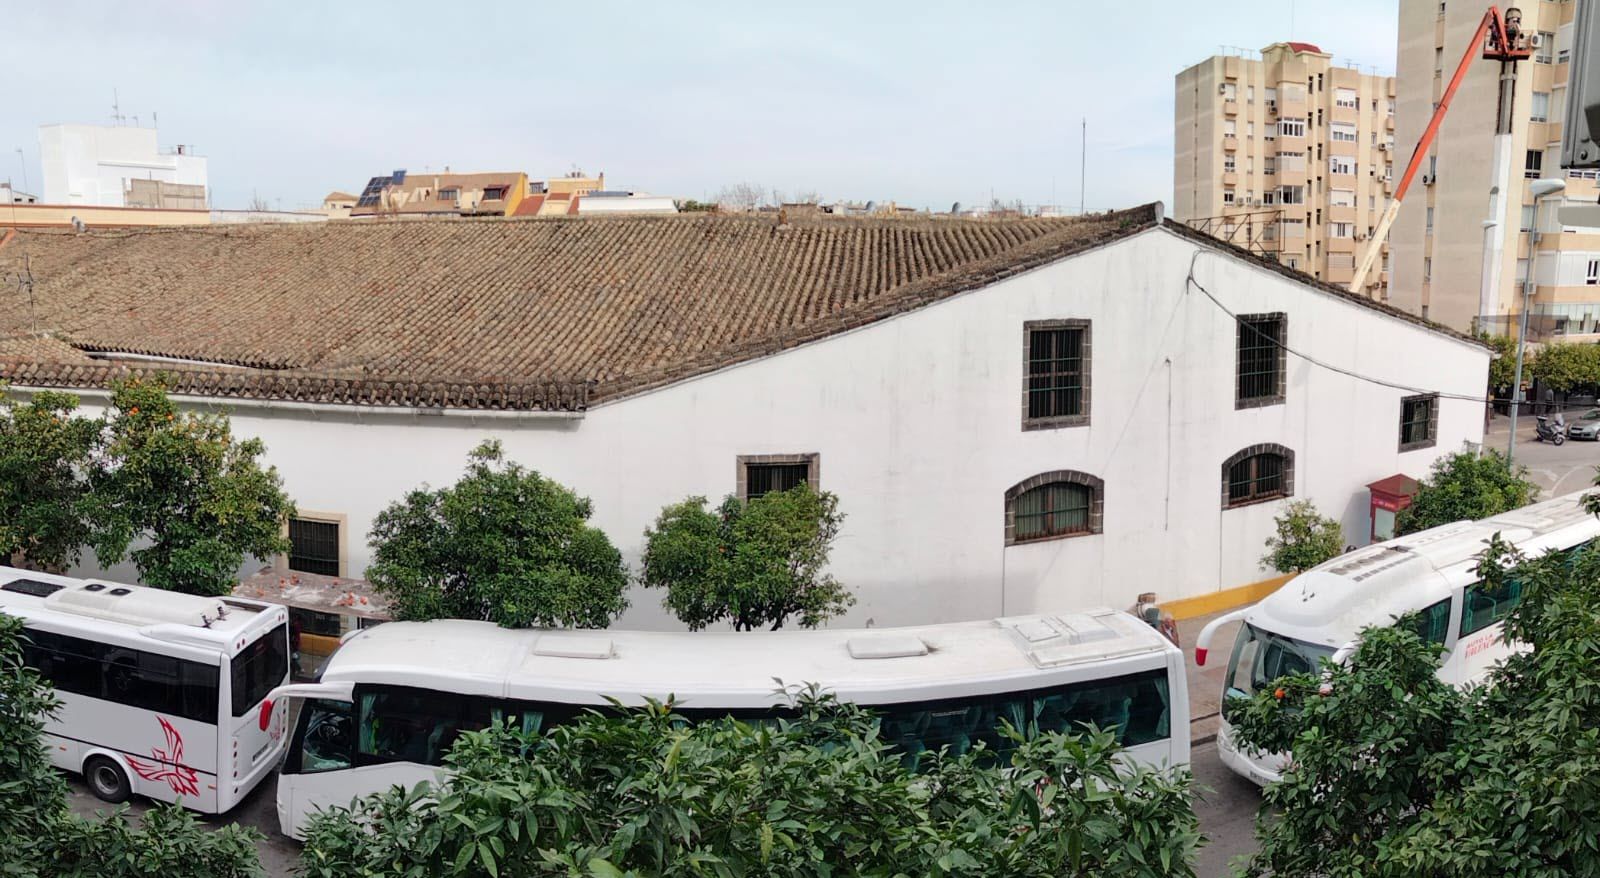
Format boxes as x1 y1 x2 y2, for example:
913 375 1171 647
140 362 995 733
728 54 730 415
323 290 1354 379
289 518 341 576
1237 314 1286 406
1400 394 1438 451
746 463 810 499
1005 471 1104 545
1224 450 1291 507
1023 320 1090 428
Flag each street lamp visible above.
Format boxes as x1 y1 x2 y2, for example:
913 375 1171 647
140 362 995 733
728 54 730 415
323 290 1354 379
1507 177 1567 466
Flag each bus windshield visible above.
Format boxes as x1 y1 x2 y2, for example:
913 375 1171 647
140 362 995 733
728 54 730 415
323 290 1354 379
231 624 289 717
1224 624 1334 707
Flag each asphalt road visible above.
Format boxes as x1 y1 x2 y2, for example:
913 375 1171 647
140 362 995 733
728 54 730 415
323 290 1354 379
68 738 1263 877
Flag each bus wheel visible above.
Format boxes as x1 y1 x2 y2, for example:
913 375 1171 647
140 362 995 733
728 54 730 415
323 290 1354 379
84 756 131 804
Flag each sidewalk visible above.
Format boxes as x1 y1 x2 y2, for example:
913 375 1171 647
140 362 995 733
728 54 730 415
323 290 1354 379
1176 608 1245 744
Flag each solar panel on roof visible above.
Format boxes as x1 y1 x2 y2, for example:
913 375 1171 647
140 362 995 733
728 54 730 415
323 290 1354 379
2 579 65 598
391 170 406 184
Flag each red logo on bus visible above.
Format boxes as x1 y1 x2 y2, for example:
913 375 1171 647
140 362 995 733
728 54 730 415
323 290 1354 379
126 717 201 799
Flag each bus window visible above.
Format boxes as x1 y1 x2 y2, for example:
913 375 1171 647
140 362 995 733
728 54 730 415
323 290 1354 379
232 624 289 717
1460 580 1522 637
1404 599 1452 645
1224 624 1335 710
296 699 354 773
356 685 494 766
26 630 219 724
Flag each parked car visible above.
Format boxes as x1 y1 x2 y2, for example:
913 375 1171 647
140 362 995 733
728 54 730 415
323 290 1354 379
1568 409 1600 441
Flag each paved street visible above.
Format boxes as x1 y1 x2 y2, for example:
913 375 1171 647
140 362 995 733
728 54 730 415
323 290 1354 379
1485 413 1600 495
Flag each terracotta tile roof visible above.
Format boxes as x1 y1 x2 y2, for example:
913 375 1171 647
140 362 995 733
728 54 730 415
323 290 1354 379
0 206 1161 410
512 194 545 217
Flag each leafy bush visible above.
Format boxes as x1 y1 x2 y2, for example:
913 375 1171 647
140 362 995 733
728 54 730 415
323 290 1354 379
641 485 853 631
0 389 101 571
1229 531 1600 877
300 694 1199 877
367 440 628 628
1396 447 1537 536
0 613 264 878
1261 499 1345 573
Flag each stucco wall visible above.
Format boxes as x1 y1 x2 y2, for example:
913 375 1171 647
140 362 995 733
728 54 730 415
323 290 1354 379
64 227 1490 630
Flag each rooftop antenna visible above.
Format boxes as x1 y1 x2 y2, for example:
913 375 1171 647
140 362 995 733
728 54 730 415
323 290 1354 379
1080 118 1086 215
111 89 126 126
152 111 158 129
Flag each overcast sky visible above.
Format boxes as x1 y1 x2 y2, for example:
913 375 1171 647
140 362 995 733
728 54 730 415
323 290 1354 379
6 0 1400 212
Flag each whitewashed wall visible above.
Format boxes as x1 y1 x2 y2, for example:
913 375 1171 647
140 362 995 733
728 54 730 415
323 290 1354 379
66 227 1490 629
38 125 207 207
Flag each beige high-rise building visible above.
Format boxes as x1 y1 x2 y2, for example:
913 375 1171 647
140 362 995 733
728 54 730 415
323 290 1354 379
1176 42 1397 295
1392 0 1599 334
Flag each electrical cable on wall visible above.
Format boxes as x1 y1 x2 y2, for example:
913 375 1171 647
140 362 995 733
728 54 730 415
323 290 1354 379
1186 250 1505 405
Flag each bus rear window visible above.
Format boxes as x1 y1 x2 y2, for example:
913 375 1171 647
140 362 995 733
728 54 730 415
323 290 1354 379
231 624 288 717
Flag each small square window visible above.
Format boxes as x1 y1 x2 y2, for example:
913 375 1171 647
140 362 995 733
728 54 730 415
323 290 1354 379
437 188 459 202
1022 319 1091 429
1400 393 1439 451
289 518 341 576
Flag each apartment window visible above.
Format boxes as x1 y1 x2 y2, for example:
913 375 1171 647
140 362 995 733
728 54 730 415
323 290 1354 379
1399 394 1439 451
1224 154 1236 172
1424 257 1433 281
1278 185 1305 205
1279 118 1306 138
1263 157 1277 175
1329 222 1353 238
1330 122 1358 143
1438 1 1446 14
1521 204 1537 231
1330 156 1354 175
1022 319 1090 429
737 454 819 501
289 518 341 576
1223 188 1236 205
1528 91 1551 124
1236 313 1286 408
1335 88 1357 108
1330 188 1355 207
1222 81 1237 101
1247 122 1255 138
1537 31 1554 63
1587 259 1599 285
1247 85 1255 103
1385 164 1394 180
1280 217 1304 236
482 186 508 201
437 187 459 202
1222 445 1295 508
1435 47 1444 75
1558 25 1572 64
1277 151 1305 172
1426 207 1434 232
1370 195 1376 210
1516 258 1530 284
1004 472 1104 545
1284 255 1301 270
1526 149 1543 179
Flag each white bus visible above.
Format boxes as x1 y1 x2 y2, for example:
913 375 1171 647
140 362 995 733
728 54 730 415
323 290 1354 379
0 566 292 813
271 608 1189 840
1196 490 1600 787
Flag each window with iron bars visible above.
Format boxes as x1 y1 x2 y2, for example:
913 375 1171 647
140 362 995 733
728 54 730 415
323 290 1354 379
289 518 341 576
1236 314 1286 407
1023 320 1090 428
1399 393 1438 451
1226 452 1288 507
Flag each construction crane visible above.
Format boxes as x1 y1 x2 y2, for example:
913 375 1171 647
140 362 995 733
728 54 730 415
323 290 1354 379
1348 6 1532 294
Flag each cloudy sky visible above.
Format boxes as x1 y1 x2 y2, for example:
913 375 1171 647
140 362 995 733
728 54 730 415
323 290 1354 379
6 0 1400 212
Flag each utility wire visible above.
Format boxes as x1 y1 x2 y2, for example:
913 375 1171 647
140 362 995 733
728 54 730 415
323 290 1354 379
1187 251 1504 405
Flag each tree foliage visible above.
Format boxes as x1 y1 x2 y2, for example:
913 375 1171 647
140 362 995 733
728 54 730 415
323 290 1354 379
367 440 628 629
0 614 263 878
1395 447 1537 535
641 485 853 631
1228 529 1600 877
1479 334 1519 392
0 378 293 593
0 389 101 571
1529 341 1600 392
89 378 294 595
299 693 1200 878
1261 499 1345 573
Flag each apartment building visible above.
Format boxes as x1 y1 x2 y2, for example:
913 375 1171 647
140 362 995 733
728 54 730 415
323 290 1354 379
1176 42 1397 297
1391 0 1599 334
349 170 529 218
37 124 207 208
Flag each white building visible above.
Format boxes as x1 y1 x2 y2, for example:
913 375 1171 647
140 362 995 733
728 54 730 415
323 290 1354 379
0 205 1489 629
1 183 37 204
37 124 207 207
575 191 679 214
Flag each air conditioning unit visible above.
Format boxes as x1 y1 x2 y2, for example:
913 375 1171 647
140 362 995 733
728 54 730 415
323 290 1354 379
1266 101 1278 115
1529 32 1545 48
1422 174 1435 185
1219 83 1229 95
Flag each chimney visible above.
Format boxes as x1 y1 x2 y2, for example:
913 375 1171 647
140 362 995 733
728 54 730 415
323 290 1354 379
598 171 605 189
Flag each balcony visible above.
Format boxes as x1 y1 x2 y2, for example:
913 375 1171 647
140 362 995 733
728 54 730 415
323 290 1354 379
1221 171 1239 186
1328 204 1357 223
1223 135 1239 151
1386 114 1394 131
1224 100 1239 116
1327 236 1356 253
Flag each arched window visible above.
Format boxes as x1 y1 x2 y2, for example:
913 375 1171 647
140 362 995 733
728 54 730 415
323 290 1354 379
1004 471 1104 545
1221 444 1295 508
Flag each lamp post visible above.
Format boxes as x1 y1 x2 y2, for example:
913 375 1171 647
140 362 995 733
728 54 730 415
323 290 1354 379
1507 177 1567 466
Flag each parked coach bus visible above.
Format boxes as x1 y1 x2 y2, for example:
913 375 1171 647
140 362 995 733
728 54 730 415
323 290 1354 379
0 567 291 813
1196 490 1600 787
269 608 1189 839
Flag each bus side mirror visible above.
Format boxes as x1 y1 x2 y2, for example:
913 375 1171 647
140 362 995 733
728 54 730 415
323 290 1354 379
259 698 275 731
